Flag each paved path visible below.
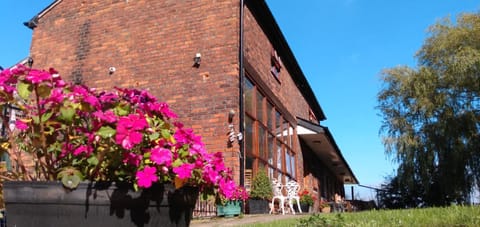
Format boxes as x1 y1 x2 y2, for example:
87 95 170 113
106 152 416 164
191 214 308 227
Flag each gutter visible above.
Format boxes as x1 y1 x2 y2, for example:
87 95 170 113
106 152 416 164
23 0 63 29
239 0 245 187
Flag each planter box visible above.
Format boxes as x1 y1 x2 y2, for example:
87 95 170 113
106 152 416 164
321 206 331 213
217 201 241 217
246 199 269 214
3 181 198 227
293 203 310 213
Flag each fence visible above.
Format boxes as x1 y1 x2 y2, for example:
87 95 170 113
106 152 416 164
193 199 217 218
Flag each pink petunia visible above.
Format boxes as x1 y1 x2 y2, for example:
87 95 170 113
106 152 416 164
150 147 173 166
173 163 194 180
136 166 158 188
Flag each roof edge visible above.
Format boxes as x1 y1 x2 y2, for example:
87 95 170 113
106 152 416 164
297 117 359 184
320 125 359 184
24 0 62 29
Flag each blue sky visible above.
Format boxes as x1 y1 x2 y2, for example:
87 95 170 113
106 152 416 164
1 1 479 200
265 0 479 200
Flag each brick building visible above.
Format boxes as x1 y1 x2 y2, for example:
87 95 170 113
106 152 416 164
25 0 358 210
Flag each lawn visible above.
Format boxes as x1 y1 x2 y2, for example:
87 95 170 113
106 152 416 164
244 206 480 227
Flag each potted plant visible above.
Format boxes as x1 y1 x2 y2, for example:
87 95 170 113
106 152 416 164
319 198 331 213
298 189 314 213
246 169 272 214
0 65 240 226
216 185 248 217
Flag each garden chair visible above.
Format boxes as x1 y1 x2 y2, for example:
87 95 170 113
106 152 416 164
285 180 302 214
269 179 286 215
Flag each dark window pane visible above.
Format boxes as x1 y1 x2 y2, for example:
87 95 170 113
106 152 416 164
245 116 254 157
256 90 264 123
258 126 266 159
246 156 253 170
245 78 254 114
267 102 273 130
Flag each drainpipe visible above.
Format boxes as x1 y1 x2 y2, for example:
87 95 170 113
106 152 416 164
238 0 245 187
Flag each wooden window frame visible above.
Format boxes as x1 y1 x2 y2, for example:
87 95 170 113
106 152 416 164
244 77 297 182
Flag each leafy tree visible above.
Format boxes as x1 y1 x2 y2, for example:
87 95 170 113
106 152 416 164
377 12 480 206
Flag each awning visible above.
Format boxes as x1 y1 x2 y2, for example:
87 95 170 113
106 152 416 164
297 118 359 184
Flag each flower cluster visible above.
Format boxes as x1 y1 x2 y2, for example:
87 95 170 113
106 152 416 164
299 189 315 206
0 65 239 200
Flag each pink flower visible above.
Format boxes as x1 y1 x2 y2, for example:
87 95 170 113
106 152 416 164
150 147 172 166
98 92 118 103
122 152 143 167
219 178 236 200
25 69 52 84
203 166 220 184
158 102 177 118
73 145 92 156
173 126 202 146
93 110 117 123
115 114 148 149
173 163 194 180
15 120 28 131
136 166 158 188
60 143 74 157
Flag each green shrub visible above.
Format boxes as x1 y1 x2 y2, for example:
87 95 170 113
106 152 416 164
249 169 272 200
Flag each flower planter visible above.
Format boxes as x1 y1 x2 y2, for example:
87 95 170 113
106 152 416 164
246 199 269 214
216 201 242 217
300 203 310 213
321 206 331 213
3 181 198 227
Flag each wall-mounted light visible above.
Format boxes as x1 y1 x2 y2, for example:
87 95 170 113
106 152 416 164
227 109 243 147
193 53 201 68
27 57 34 68
109 66 116 75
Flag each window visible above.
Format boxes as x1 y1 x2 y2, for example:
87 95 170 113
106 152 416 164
270 49 282 80
244 77 296 184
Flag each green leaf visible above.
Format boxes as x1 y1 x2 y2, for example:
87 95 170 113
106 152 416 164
41 111 53 123
161 129 171 139
37 85 52 98
59 106 76 123
87 156 99 166
61 174 82 190
114 104 130 116
17 81 32 100
149 132 160 141
172 159 183 167
97 126 116 138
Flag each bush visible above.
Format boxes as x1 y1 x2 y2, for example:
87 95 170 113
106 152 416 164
249 169 272 200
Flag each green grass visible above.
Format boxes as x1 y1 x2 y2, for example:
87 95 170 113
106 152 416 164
245 206 480 227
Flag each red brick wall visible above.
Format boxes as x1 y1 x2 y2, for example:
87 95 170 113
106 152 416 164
30 0 242 181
